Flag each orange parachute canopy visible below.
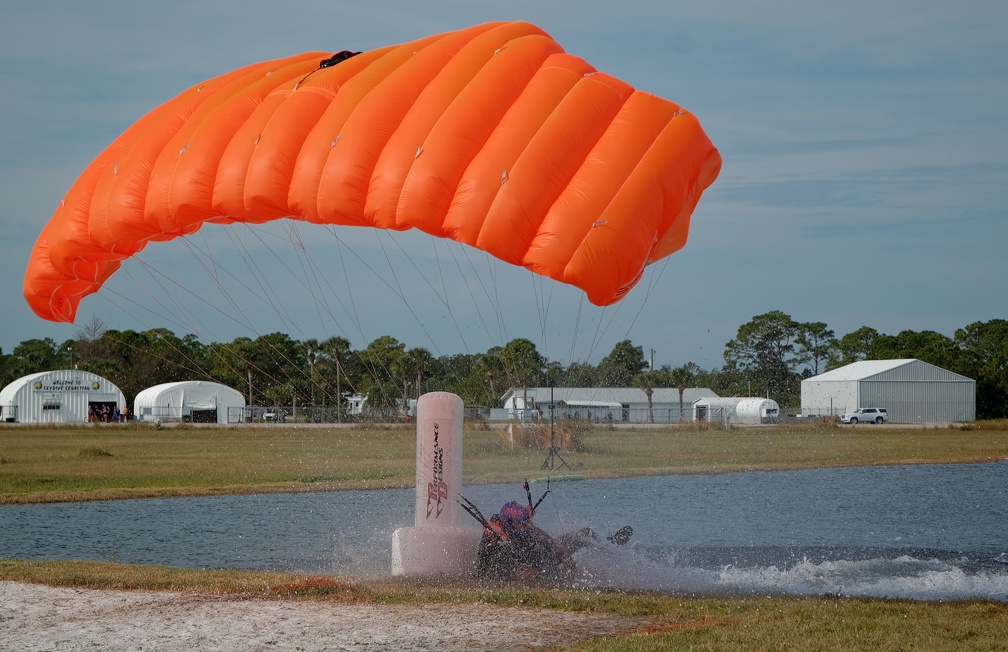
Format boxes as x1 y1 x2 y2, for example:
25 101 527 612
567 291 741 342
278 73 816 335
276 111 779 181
24 21 720 323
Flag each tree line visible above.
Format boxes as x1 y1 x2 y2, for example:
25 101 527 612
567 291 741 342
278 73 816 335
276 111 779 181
2 311 1005 419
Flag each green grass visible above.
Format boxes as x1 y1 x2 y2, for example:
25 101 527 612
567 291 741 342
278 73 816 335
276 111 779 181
2 559 1005 652
2 420 1007 503
3 421 1008 651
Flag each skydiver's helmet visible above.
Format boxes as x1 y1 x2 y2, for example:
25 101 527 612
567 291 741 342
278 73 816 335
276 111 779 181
498 501 531 536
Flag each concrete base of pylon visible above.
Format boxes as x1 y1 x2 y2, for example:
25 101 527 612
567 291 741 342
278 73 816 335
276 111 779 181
390 526 480 577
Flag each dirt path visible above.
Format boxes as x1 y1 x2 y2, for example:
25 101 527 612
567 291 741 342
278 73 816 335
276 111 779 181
0 581 643 651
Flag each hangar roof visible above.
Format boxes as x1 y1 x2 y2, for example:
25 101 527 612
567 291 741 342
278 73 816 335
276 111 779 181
808 359 973 383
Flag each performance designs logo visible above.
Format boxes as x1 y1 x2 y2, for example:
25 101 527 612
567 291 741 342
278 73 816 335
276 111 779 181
34 381 42 390
426 422 448 519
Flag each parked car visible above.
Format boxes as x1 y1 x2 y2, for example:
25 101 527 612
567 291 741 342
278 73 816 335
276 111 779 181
841 407 888 424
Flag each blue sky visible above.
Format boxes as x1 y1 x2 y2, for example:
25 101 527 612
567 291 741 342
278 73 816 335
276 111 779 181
1 1 1005 370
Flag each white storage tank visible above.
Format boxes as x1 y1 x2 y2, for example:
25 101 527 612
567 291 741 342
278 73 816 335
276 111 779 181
0 369 126 424
734 398 780 424
692 397 780 424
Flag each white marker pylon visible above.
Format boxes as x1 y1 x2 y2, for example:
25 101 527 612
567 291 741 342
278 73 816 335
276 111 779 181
391 391 478 576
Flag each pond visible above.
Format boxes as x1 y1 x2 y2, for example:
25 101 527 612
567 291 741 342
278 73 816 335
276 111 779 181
3 461 1006 601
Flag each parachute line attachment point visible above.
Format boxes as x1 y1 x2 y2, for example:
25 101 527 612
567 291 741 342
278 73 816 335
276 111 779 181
501 170 508 184
592 219 608 228
331 135 340 148
414 144 422 159
179 143 189 156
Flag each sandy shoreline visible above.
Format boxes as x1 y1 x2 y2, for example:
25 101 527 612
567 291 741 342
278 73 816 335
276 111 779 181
0 581 643 651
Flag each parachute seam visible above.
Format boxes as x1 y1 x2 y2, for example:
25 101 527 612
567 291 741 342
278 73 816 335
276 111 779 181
398 28 555 233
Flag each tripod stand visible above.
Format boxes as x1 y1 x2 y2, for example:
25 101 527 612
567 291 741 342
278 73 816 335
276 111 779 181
541 384 569 470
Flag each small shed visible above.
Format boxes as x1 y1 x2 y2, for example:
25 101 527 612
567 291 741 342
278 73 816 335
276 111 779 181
0 369 126 424
800 359 975 423
692 397 780 424
134 381 245 424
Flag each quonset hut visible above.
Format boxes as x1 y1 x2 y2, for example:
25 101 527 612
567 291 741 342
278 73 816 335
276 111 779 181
133 381 245 424
0 369 126 423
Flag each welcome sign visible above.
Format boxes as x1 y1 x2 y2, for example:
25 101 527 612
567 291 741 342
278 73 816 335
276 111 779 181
32 379 101 392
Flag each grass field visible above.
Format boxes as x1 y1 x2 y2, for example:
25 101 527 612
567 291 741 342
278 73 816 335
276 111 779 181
3 420 1007 650
2 420 1007 504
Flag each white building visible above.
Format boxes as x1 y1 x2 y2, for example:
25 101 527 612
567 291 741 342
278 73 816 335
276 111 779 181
134 381 246 424
0 369 126 424
801 359 976 423
692 397 781 424
344 393 416 419
500 387 719 424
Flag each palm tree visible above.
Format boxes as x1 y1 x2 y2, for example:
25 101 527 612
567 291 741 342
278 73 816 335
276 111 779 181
669 363 701 423
632 370 664 424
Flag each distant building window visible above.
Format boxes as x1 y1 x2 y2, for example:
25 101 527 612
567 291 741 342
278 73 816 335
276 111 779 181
42 404 61 411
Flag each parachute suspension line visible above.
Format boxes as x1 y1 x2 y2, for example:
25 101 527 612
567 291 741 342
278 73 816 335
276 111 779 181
381 233 484 359
430 238 472 354
444 243 503 348
101 260 208 335
291 227 422 410
204 229 351 398
285 221 338 341
529 269 552 361
107 246 253 338
317 225 368 340
220 223 325 337
185 226 338 392
568 295 587 366
617 258 670 342
369 233 448 408
286 241 365 406
274 220 328 338
192 228 276 332
315 226 443 369
586 302 613 363
372 231 445 358
171 224 366 402
97 260 301 398
311 226 464 412
76 297 210 385
279 221 359 346
199 220 370 403
484 251 509 345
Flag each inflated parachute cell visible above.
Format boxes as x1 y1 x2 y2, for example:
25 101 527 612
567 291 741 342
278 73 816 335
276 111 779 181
24 21 721 322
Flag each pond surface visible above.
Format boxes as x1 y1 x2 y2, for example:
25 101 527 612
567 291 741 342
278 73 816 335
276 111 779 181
3 462 1006 601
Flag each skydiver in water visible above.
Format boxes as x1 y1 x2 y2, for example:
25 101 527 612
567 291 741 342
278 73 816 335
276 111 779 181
461 481 632 582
